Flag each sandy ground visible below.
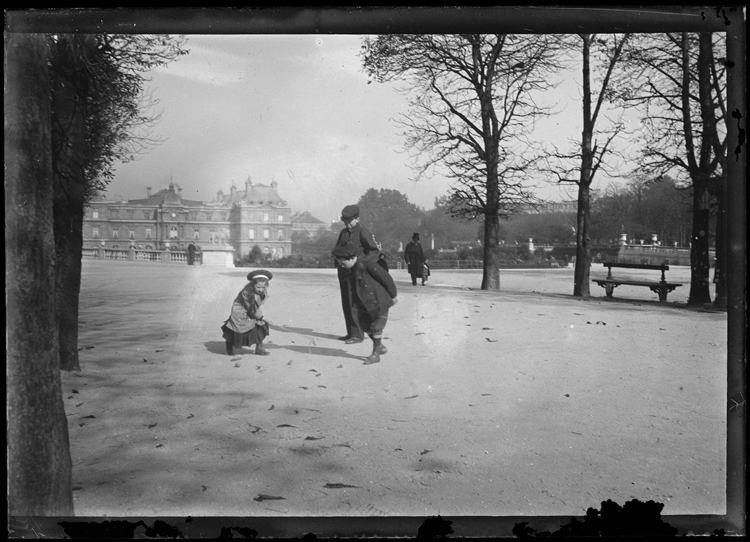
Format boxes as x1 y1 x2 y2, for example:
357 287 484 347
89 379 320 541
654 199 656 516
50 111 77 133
62 259 727 521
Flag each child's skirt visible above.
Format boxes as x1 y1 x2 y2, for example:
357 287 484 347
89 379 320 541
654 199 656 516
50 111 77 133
221 323 269 350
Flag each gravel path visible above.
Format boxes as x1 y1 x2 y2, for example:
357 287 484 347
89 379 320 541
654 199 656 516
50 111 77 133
63 260 726 518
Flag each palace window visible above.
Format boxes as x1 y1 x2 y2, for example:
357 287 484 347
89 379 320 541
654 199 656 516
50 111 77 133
92 227 99 238
169 226 178 239
127 210 135 219
143 211 151 219
248 229 255 240
194 229 200 239
277 214 283 223
112 229 119 238
263 213 269 222
92 209 99 219
110 209 119 218
277 230 284 241
145 228 152 239
129 229 135 239
263 229 270 240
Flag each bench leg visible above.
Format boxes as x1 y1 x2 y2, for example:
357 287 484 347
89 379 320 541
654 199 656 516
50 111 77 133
650 286 668 302
604 284 616 297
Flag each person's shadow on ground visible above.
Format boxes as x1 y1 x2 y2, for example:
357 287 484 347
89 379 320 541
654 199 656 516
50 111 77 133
269 324 339 341
204 340 364 361
266 343 364 361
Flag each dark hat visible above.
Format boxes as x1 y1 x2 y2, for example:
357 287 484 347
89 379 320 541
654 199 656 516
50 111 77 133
332 244 359 259
247 269 273 282
412 232 420 240
341 204 360 221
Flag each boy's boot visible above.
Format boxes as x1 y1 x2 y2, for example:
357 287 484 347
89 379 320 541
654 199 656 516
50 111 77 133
373 337 387 355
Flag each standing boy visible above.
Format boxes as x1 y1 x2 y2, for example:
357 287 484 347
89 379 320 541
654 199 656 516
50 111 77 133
333 204 380 344
332 244 398 365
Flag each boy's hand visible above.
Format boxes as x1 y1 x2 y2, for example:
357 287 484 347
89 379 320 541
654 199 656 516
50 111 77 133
391 296 399 305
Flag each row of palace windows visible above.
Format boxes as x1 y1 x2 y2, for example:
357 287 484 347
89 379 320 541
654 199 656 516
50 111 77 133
92 227 287 241
248 228 286 241
91 209 286 222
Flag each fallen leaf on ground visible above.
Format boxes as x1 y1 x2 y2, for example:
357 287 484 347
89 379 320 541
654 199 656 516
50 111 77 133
277 424 296 428
299 386 308 390
187 414 194 419
268 405 274 410
324 483 359 489
80 415 95 419
201 485 208 492
155 444 164 448
419 449 432 455
254 494 285 502
404 395 418 399
146 423 157 428
336 364 343 368
304 436 324 441
485 338 498 342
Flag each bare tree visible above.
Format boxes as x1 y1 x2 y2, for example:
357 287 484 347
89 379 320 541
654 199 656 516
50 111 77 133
611 32 727 306
6 32 74 516
541 33 630 297
361 34 560 290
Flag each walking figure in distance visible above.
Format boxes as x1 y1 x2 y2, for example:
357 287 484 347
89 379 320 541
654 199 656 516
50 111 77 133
332 244 398 365
404 232 426 285
333 204 380 344
221 270 272 356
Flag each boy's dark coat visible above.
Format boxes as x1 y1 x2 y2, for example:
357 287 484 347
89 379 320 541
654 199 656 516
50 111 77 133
350 258 398 318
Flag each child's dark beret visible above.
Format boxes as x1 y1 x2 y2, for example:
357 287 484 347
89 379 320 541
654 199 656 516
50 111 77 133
340 205 359 221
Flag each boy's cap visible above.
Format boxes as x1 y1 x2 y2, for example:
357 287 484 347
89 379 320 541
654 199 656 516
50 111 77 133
247 269 273 282
332 244 358 259
340 205 359 221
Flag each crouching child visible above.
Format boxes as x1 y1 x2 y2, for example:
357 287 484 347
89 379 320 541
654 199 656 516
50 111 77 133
221 269 273 356
332 244 399 365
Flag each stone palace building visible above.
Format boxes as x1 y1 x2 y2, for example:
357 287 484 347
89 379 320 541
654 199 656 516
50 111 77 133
82 177 295 260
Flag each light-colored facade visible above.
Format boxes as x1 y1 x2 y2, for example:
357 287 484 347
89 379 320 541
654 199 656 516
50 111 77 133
83 178 293 260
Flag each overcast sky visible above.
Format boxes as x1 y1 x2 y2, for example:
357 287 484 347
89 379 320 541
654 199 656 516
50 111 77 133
106 34 618 222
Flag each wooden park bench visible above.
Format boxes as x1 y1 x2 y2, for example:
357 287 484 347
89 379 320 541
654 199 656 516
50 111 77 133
592 262 683 303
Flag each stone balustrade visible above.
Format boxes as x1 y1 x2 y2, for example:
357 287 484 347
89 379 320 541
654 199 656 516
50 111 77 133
82 246 235 267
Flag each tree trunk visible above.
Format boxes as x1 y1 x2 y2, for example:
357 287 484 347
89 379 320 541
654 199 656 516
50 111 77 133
6 33 75 516
481 144 501 291
573 185 592 297
481 212 501 290
685 32 715 306
51 34 93 372
687 180 713 305
712 180 727 308
573 34 593 297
